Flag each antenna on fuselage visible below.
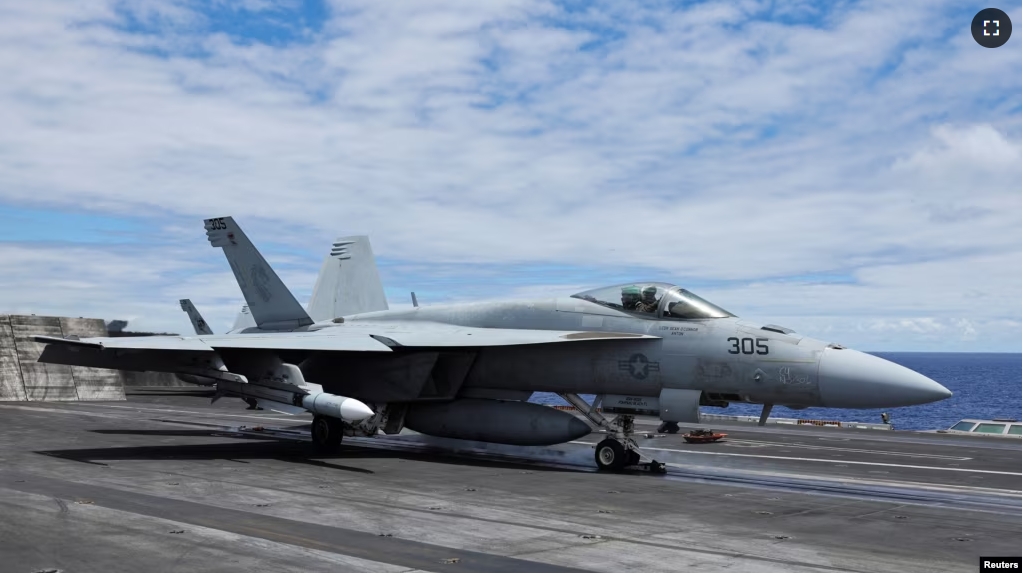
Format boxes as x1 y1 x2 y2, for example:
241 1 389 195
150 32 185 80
411 292 419 308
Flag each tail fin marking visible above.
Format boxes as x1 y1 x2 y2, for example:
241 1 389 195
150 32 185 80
179 299 214 335
204 217 314 330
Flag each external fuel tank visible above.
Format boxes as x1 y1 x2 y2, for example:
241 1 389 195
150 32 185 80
404 398 591 446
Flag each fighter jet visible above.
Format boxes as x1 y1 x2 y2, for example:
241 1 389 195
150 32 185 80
34 216 952 472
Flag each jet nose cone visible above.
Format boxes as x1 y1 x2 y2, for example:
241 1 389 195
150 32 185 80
818 348 952 409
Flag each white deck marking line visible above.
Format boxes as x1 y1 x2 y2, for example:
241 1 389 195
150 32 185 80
722 439 971 460
6 403 304 423
0 404 136 419
570 441 1021 476
663 461 1022 496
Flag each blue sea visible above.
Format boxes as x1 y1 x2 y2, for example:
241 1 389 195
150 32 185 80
530 353 1022 431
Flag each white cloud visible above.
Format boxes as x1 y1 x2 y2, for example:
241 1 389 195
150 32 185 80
893 124 1021 205
0 242 317 334
0 0 1019 350
704 250 1020 349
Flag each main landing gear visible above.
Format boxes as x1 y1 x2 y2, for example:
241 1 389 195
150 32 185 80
559 393 666 474
311 415 343 451
594 438 642 470
657 421 680 434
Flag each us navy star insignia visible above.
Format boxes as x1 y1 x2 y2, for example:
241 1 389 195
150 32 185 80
618 353 660 380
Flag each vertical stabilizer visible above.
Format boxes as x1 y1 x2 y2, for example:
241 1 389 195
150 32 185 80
231 305 257 331
204 217 313 330
179 299 214 335
307 236 389 321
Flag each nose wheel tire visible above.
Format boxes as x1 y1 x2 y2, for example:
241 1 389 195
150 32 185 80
312 415 343 451
595 439 628 471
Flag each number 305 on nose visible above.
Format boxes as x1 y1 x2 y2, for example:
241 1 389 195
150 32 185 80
727 337 769 355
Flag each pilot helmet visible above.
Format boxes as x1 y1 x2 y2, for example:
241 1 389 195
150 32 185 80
641 286 658 299
621 285 641 300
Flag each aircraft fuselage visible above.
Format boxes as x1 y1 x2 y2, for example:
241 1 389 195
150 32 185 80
336 296 949 410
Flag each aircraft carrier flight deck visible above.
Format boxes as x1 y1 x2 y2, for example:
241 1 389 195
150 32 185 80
0 395 1018 573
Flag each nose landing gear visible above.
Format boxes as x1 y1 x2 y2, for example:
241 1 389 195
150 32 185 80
559 393 666 474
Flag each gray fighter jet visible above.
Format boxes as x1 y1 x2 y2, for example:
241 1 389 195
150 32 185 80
34 217 952 472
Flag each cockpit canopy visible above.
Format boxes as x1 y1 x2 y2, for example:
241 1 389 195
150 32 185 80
571 282 734 320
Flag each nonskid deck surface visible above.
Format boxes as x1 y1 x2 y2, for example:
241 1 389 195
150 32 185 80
0 396 1018 573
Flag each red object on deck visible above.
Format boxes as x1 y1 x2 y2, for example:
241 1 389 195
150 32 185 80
683 429 727 443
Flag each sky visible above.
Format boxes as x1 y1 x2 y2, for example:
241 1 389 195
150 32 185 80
0 0 1019 352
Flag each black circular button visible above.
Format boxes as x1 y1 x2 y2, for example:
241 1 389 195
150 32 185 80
972 8 1012 48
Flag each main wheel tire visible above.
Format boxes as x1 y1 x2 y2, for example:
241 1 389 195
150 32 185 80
657 421 680 434
311 415 343 451
594 439 627 472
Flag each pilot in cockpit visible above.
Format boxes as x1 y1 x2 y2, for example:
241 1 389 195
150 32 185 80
634 285 660 313
620 286 641 310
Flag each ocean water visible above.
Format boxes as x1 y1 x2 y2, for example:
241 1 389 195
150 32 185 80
530 353 1022 431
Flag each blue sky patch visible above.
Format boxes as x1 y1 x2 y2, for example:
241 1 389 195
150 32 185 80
112 0 328 47
0 205 156 244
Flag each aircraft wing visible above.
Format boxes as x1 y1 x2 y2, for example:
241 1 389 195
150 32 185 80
32 334 215 351
34 324 657 353
33 325 658 378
